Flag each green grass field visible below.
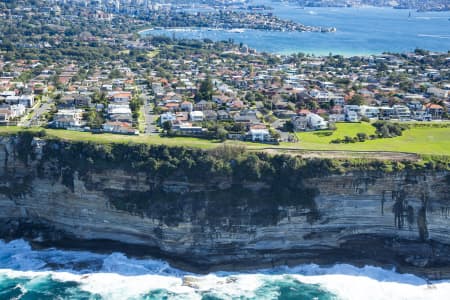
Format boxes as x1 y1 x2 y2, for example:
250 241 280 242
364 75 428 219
0 127 224 149
1 123 449 156
296 122 376 143
291 123 450 155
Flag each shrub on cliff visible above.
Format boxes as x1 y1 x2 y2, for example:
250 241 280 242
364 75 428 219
9 131 450 195
15 130 46 164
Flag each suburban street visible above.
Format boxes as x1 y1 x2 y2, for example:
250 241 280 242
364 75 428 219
21 97 53 127
271 118 290 142
143 95 158 135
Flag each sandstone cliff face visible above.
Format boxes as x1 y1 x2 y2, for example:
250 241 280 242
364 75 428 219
0 136 449 278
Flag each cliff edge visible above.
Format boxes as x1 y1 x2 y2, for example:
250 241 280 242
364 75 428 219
0 132 449 279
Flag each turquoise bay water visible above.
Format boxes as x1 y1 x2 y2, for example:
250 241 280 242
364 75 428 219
0 239 449 300
142 0 450 55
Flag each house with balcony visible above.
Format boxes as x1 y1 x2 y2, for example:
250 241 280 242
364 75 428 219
393 105 411 121
360 105 380 119
52 109 83 129
292 113 328 131
249 128 270 142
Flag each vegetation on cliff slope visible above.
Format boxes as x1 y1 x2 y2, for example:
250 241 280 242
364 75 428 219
10 130 450 180
1 131 449 225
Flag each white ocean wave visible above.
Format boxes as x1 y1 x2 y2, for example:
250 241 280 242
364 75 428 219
417 34 450 39
0 239 449 299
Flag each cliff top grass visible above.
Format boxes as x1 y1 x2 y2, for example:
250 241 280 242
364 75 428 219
0 123 449 157
290 123 450 156
0 126 223 148
3 126 450 179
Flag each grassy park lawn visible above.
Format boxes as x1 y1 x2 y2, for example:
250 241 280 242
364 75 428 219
0 123 449 156
292 122 450 155
44 129 222 149
0 127 226 149
295 122 376 144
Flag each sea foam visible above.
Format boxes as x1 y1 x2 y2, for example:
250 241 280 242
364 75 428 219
0 239 449 299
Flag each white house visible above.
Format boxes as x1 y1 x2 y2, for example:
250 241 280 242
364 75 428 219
344 105 361 114
427 87 448 99
190 111 204 122
0 109 12 123
9 104 26 118
360 105 380 118
292 113 328 131
102 84 113 91
310 89 331 103
307 113 328 130
329 114 346 122
250 128 270 142
19 95 35 107
160 112 176 125
346 111 359 122
393 105 411 120
344 105 361 122
52 109 83 128
5 95 35 108
0 91 15 97
107 104 131 115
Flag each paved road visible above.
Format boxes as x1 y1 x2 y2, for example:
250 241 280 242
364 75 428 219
21 97 52 127
143 95 158 135
271 118 291 142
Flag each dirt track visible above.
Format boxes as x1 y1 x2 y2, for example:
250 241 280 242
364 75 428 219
255 148 421 161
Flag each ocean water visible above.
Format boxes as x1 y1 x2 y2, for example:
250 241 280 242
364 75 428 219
0 239 449 299
141 0 450 55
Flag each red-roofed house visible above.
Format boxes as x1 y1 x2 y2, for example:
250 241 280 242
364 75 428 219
425 103 444 119
297 109 311 116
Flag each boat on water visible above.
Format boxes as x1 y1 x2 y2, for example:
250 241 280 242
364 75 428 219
228 28 245 33
321 27 337 33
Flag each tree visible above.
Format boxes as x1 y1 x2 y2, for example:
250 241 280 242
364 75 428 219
283 120 294 132
348 94 364 106
86 109 104 129
356 132 368 142
196 77 213 102
216 126 228 141
162 121 173 135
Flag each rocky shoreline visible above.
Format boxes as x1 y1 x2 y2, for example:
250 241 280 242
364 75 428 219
1 223 450 280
